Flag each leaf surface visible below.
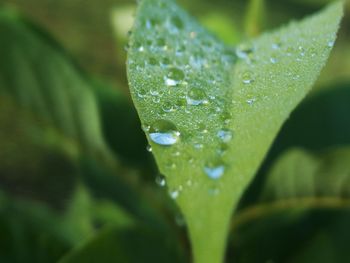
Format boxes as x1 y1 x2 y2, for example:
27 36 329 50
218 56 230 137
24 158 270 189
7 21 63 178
127 0 343 262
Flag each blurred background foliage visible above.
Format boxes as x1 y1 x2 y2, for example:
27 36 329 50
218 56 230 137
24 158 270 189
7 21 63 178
0 0 349 262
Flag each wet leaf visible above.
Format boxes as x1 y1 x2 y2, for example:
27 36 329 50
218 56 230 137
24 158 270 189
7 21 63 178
127 0 343 262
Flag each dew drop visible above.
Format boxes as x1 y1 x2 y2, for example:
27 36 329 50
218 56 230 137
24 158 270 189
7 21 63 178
165 67 185 86
270 57 278 64
171 15 184 29
186 179 193 186
241 71 255 84
169 190 179 199
186 87 209 106
152 96 160 103
217 129 233 143
236 43 254 59
189 31 197 39
327 40 335 48
217 143 229 156
162 102 176 112
136 87 147 98
155 175 166 187
148 57 158 66
146 145 152 152
194 143 204 150
204 159 225 180
166 161 177 170
246 98 256 105
149 119 180 146
150 89 159 96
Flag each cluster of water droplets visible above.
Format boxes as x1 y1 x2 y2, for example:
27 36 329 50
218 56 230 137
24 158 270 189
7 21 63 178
129 0 337 199
127 0 240 198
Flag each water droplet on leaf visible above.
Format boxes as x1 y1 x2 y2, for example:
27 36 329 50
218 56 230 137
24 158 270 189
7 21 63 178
217 129 233 143
186 87 209 106
204 159 226 180
149 119 180 146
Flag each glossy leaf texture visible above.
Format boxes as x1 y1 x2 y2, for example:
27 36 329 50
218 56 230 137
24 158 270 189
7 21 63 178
127 0 343 262
230 147 350 263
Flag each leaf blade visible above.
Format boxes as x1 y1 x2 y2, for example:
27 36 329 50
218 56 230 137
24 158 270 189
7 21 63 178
127 1 343 262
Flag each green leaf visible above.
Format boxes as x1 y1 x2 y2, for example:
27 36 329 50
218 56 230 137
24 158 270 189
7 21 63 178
0 8 170 233
91 79 154 170
229 147 350 263
127 0 343 262
244 0 266 37
269 82 350 161
0 98 78 210
240 83 350 207
0 8 112 159
59 225 188 263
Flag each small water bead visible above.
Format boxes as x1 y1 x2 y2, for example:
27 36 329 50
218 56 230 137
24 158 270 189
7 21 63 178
217 129 233 143
327 40 335 48
137 88 147 99
162 102 176 112
155 175 166 187
169 190 179 199
186 87 209 106
236 43 254 60
172 151 181 157
166 161 177 170
156 38 166 47
189 31 197 39
221 48 237 65
146 18 159 29
186 179 193 186
204 159 226 180
194 143 204 150
241 71 255 84
165 67 185 86
217 143 229 156
170 15 184 30
148 57 158 66
142 124 150 132
272 42 281 50
270 57 278 64
161 57 171 67
149 119 180 146
152 96 160 103
197 123 208 134
150 89 159 96
246 98 256 105
146 145 152 152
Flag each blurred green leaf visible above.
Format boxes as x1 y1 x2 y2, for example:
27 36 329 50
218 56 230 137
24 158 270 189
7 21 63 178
0 8 112 160
59 225 188 263
0 189 81 263
244 0 266 37
0 94 78 210
127 0 342 262
239 83 350 210
229 147 350 263
91 79 155 170
270 83 350 158
0 8 176 258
